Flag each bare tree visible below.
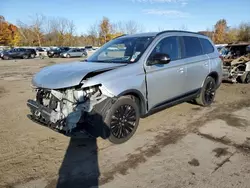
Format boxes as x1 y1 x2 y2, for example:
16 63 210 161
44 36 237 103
112 20 144 34
125 20 139 34
179 24 188 31
87 22 99 46
30 14 45 46
16 20 33 46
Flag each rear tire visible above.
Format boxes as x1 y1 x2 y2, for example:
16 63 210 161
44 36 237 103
31 54 35 58
195 76 216 106
105 96 140 144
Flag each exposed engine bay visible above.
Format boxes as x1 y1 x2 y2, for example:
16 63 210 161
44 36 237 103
27 85 114 134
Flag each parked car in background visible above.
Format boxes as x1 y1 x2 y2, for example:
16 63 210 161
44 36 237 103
25 48 37 58
47 47 70 58
0 50 4 58
84 45 93 51
27 30 222 144
36 47 47 58
60 48 87 58
1 48 35 60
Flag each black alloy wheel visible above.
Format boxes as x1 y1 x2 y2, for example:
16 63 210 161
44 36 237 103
110 104 137 139
105 96 140 144
204 80 216 104
195 76 216 106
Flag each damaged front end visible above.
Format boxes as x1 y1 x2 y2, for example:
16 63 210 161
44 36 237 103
27 84 115 137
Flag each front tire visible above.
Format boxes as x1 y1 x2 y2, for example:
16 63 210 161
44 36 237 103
66 54 70 58
23 54 28 59
195 76 216 106
3 55 10 60
31 54 35 58
105 96 140 144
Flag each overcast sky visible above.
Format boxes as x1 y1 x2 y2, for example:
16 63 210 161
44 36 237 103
1 0 250 34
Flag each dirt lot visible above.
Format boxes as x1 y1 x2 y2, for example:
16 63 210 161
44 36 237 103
0 58 250 188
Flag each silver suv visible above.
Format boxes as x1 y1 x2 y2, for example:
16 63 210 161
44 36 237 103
27 31 222 144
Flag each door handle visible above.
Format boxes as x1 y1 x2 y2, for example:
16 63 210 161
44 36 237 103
204 62 209 66
178 67 184 73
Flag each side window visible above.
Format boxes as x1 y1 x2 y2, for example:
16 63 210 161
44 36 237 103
199 38 214 54
149 36 180 61
183 36 203 58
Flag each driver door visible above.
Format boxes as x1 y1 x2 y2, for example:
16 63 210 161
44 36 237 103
144 36 187 110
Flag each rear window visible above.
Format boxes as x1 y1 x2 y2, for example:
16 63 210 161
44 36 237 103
183 36 203 58
199 38 214 54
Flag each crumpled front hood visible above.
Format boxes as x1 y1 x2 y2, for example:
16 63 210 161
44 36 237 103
32 61 125 89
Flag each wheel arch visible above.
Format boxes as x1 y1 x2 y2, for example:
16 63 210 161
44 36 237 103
117 89 147 116
207 71 219 85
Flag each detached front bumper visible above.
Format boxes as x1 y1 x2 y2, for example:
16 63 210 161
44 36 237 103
27 99 53 124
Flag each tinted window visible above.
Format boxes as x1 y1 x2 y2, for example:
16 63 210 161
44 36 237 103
183 36 203 58
199 38 214 54
149 36 180 61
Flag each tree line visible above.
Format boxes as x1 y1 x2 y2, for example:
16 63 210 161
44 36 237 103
0 15 250 47
0 14 143 47
199 19 250 44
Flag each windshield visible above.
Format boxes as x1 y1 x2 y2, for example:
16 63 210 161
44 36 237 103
87 36 153 63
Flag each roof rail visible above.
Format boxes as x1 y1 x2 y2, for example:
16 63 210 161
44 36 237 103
113 34 127 39
156 30 206 37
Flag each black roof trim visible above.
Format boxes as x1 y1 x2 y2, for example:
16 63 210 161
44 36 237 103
156 30 206 37
114 34 127 39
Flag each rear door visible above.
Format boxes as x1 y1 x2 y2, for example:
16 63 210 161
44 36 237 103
71 49 78 57
144 36 187 110
181 36 209 92
75 49 82 56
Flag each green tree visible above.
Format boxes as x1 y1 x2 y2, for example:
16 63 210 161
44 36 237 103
237 22 250 42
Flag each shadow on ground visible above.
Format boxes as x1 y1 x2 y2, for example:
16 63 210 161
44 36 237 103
55 137 99 188
44 113 111 188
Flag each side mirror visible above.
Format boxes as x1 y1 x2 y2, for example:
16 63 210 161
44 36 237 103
149 53 171 65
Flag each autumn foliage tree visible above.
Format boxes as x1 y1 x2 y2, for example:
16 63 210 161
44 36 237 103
0 16 20 46
213 19 228 44
99 17 112 45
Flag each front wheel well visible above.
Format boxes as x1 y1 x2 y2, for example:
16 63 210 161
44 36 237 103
118 91 146 116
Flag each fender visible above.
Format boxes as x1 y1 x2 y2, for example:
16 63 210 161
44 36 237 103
117 89 147 116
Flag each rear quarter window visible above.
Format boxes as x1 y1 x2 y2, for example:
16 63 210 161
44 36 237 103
183 36 203 58
199 38 214 54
